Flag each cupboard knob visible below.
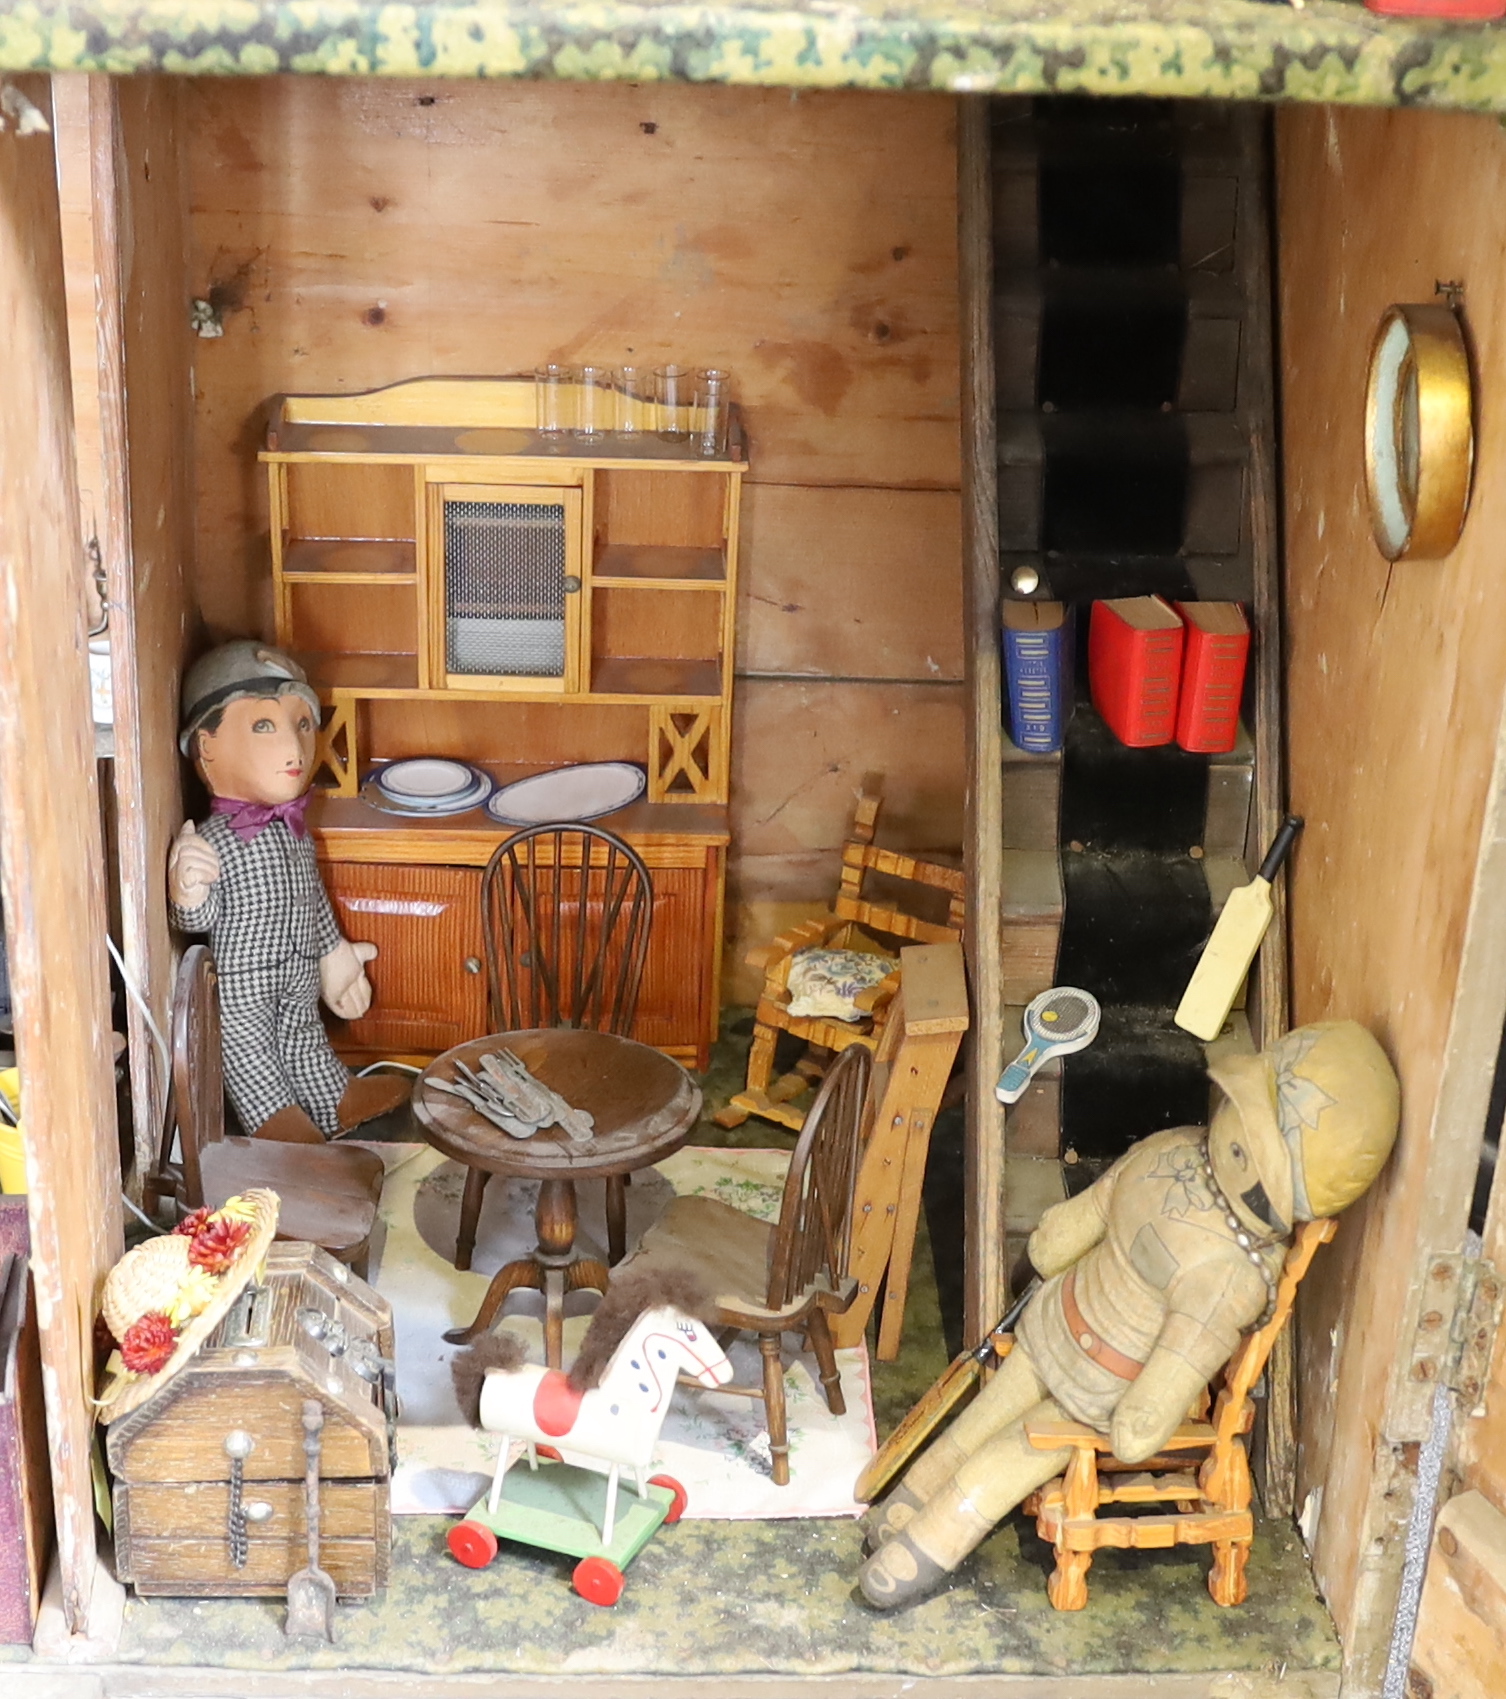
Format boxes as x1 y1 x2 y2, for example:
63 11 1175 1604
563 575 582 594
464 957 482 975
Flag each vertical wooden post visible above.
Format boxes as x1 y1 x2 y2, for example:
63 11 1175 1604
957 95 1005 1347
0 74 124 1634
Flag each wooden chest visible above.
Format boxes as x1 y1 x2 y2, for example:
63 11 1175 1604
106 1241 393 1599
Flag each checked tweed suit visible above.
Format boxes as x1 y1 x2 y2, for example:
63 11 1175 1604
169 811 352 1136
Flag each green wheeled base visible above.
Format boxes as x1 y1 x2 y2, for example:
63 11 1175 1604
447 1457 688 1606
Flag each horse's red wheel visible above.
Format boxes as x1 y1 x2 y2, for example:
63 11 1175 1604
448 1519 498 1569
648 1474 688 1524
573 1556 625 1606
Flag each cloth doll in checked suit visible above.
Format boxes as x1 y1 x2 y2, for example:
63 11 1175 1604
167 642 410 1144
859 1018 1400 1609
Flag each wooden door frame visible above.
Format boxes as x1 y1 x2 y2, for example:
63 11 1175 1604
0 72 125 1635
1316 707 1506 1695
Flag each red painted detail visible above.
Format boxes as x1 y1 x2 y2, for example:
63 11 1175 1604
448 1519 498 1569
1366 0 1505 14
537 1444 563 1462
533 1369 585 1437
648 1474 688 1524
573 1556 625 1606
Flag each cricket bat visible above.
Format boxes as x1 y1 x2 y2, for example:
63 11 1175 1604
1175 815 1304 1042
854 1278 1041 1504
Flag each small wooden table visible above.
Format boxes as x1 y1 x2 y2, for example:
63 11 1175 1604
412 1029 701 1366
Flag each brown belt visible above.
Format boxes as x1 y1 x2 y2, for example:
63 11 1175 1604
1061 1270 1143 1382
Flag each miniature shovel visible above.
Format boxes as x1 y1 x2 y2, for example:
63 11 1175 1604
285 1400 336 1641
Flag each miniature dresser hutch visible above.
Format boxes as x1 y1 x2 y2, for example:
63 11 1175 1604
261 378 745 1070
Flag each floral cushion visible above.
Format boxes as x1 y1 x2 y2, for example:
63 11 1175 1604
785 947 899 1022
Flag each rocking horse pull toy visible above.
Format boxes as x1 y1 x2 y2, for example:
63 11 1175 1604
447 1270 729 1605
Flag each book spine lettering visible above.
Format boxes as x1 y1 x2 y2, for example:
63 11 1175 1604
1175 624 1249 754
1003 624 1067 754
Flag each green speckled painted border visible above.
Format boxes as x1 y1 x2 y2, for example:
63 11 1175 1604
3 0 1506 111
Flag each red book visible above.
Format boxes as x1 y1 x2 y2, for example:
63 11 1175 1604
1088 596 1184 747
1174 601 1250 755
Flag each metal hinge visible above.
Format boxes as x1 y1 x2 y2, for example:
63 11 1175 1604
1407 1254 1503 1420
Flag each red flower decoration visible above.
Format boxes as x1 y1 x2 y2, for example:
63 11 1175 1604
187 1215 252 1275
120 1312 179 1375
174 1207 211 1239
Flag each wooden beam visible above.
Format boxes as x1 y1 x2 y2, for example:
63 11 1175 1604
958 95 1005 1348
0 73 123 1634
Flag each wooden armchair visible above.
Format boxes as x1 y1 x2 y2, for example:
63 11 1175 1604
617 1043 870 1485
477 822 654 1267
716 781 964 1133
1022 1216 1337 1610
149 946 386 1279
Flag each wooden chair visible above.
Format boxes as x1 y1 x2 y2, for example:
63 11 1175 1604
478 822 654 1265
1022 1217 1337 1610
716 780 965 1134
617 1042 871 1485
152 946 385 1279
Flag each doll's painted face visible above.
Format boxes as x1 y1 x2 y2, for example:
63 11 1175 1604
1207 1094 1293 1240
194 692 317 805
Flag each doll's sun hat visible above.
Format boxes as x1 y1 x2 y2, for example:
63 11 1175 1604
1208 1021 1400 1225
179 642 322 756
95 1190 279 1423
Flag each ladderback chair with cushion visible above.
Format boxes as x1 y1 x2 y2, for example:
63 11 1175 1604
1021 1216 1338 1610
617 1043 871 1485
716 779 964 1133
477 822 654 1264
159 946 385 1278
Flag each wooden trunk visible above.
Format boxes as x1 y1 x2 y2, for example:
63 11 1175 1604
106 1242 393 1600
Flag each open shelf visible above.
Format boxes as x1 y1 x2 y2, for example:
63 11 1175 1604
283 538 417 581
593 544 725 587
298 651 419 691
591 657 722 698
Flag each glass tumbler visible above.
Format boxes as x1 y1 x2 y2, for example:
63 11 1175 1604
535 364 576 435
616 365 653 435
575 365 614 439
694 368 731 456
655 364 695 440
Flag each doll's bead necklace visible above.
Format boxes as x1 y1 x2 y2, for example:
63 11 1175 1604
1198 1138 1279 1326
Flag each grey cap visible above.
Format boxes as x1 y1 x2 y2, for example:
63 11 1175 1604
179 641 321 755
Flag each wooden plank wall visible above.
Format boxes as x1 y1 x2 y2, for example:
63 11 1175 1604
179 79 964 999
53 76 196 1177
1276 104 1506 1688
0 73 123 1634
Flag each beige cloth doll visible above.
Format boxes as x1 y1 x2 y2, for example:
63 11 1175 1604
859 1019 1400 1609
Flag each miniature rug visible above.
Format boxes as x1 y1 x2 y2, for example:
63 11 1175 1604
357 1142 876 1521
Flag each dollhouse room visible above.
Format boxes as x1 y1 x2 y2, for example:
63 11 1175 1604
2 11 1506 1696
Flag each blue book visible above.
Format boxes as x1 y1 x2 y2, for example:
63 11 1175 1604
1002 600 1070 754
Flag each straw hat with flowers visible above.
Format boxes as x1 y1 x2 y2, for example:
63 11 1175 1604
96 1189 279 1423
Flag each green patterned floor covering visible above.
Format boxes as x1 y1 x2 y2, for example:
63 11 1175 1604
101 1013 1336 1678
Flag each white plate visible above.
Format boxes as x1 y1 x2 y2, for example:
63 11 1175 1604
486 762 647 826
361 775 493 819
378 758 482 801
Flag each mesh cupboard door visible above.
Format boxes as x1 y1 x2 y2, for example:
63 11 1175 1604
433 484 583 691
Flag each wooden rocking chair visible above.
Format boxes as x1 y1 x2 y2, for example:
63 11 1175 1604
1022 1216 1337 1610
715 780 964 1133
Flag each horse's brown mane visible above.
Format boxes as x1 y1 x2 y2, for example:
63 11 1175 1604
448 1266 714 1424
568 1266 712 1392
450 1329 528 1426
